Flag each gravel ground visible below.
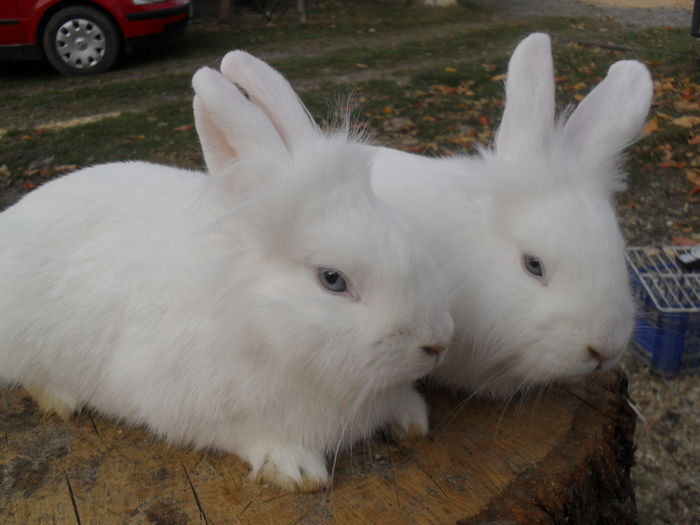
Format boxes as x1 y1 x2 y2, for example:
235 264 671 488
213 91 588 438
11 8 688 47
475 0 694 28
198 0 694 27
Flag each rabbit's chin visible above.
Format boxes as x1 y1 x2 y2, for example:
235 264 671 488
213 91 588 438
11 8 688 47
431 367 599 400
430 338 629 399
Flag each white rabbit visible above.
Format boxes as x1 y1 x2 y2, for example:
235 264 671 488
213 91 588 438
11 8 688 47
0 67 454 491
218 32 652 398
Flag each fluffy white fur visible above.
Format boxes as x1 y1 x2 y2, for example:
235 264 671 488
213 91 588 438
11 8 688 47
0 67 454 491
218 32 652 398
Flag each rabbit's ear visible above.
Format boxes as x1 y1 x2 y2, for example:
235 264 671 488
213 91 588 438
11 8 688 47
562 60 653 169
192 67 288 176
494 33 555 161
220 50 319 151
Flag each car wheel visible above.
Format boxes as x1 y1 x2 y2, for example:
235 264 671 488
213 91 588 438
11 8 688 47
43 6 120 76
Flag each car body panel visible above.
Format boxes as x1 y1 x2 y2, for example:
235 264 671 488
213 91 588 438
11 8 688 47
0 1 22 46
0 0 190 64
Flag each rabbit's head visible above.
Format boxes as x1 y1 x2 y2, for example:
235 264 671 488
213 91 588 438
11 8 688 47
431 34 650 396
192 67 453 398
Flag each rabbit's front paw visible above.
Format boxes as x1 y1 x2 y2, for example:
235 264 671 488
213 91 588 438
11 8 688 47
252 447 329 492
387 385 429 442
25 383 77 420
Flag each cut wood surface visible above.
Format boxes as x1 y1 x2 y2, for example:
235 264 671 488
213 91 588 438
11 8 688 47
0 371 636 524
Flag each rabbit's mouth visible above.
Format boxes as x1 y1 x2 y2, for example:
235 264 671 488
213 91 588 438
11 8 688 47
475 354 520 385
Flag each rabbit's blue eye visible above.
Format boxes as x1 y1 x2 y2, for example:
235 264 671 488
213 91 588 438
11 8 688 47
318 267 348 293
523 254 544 278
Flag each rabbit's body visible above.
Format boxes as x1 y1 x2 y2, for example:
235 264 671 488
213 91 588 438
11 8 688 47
218 33 652 398
0 162 262 428
0 68 453 491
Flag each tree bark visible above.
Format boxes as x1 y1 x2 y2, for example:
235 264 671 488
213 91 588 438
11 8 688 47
219 0 231 22
0 371 636 523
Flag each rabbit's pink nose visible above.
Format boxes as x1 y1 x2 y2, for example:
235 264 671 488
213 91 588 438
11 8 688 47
422 345 445 357
588 346 610 366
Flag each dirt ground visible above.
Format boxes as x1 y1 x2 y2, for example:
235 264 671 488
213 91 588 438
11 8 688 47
584 0 691 8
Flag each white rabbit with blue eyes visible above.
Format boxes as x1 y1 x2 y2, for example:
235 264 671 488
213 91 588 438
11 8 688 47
0 66 453 491
218 32 652 399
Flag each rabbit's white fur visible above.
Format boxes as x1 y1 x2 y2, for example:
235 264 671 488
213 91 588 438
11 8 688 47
219 32 652 398
0 67 453 491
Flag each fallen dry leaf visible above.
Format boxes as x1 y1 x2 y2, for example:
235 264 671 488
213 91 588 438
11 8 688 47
673 99 700 112
449 135 474 146
686 168 700 186
672 116 700 128
444 66 457 73
642 116 660 135
429 84 456 95
383 117 416 133
173 125 192 132
490 73 506 82
658 161 687 169
622 198 643 211
690 135 700 145
670 236 698 246
54 164 77 172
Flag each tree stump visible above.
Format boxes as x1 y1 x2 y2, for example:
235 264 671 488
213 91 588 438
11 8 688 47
0 371 636 524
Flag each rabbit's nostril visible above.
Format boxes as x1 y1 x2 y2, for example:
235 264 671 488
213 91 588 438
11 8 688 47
422 345 445 357
588 346 608 365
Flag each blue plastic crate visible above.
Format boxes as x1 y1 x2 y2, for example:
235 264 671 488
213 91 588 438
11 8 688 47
626 246 700 375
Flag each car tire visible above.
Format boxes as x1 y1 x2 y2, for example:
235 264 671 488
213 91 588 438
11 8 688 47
43 6 120 76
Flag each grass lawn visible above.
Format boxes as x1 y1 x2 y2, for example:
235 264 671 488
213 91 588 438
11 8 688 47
1 1 697 222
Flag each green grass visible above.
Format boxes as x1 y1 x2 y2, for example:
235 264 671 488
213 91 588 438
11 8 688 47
0 104 200 190
1 74 194 129
1 0 698 199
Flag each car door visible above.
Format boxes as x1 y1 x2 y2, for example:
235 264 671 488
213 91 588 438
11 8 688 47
0 0 21 45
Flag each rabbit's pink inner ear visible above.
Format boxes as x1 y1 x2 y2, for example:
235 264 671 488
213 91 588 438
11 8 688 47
250 92 316 152
220 51 320 151
561 60 653 168
193 95 240 175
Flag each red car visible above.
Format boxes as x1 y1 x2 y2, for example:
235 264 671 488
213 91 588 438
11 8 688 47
0 0 191 75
